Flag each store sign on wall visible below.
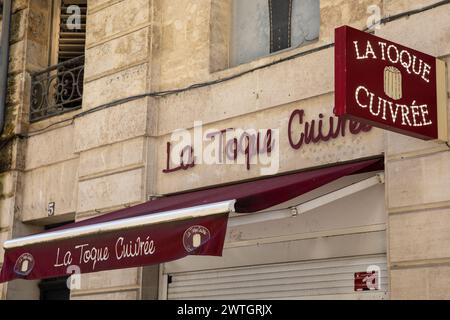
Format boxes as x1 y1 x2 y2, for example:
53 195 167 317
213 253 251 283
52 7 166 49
335 25 448 141
163 109 372 174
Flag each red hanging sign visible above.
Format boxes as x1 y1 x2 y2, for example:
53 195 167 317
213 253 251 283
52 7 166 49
335 25 447 141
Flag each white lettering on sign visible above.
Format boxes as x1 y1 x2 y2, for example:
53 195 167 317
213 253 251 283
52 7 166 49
115 236 156 260
355 85 432 127
53 235 157 271
75 244 110 271
353 40 432 83
54 247 73 267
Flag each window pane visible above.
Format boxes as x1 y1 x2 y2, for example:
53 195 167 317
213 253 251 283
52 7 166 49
231 0 320 66
291 0 320 48
231 0 270 66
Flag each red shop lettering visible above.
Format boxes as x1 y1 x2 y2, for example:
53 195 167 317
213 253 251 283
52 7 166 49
288 109 372 150
163 142 195 173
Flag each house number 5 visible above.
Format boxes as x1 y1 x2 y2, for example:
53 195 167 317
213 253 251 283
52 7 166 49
48 202 55 216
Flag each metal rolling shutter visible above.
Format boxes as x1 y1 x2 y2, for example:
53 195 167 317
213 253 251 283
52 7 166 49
167 255 388 300
58 0 87 63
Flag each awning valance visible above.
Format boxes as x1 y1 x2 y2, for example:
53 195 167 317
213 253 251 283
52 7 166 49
0 158 382 283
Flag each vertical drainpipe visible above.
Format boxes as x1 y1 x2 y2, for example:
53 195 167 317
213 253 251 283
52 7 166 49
0 0 12 134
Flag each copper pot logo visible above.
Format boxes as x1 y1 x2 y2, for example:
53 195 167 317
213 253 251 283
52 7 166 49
14 253 35 276
384 66 402 100
183 225 211 253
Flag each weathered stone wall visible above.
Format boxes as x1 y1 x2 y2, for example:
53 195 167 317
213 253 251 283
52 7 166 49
7 0 158 300
379 1 450 299
0 0 49 299
68 0 156 300
155 93 384 194
1 0 449 300
9 0 387 299
151 0 388 193
0 0 23 299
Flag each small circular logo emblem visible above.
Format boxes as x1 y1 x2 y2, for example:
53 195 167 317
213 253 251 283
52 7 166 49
183 225 211 253
14 253 35 276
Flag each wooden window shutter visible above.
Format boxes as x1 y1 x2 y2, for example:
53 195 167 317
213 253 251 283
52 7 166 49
58 0 87 63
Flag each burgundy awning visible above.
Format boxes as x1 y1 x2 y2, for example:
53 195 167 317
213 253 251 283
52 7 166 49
0 158 382 283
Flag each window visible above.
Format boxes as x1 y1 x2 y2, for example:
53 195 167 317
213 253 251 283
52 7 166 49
231 0 320 66
50 0 87 64
30 0 87 122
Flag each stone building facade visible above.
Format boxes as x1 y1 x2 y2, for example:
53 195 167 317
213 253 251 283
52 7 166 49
0 0 449 299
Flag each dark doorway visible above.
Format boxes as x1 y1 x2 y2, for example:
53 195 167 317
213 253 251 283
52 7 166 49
39 277 70 300
38 221 74 300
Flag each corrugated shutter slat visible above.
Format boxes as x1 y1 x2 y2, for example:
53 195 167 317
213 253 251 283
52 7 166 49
167 255 388 300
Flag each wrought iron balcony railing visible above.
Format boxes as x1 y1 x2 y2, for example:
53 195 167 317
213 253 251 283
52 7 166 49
30 55 84 122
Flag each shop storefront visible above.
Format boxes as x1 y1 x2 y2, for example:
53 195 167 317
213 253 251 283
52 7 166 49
1 157 388 300
0 0 449 300
161 170 388 300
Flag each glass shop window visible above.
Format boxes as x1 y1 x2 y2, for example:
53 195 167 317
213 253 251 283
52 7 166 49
231 0 320 66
